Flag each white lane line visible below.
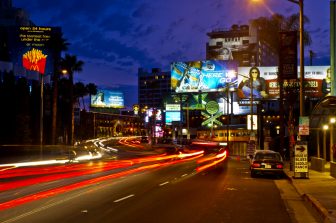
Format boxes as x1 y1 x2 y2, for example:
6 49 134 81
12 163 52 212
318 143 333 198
181 174 188 177
113 194 135 203
159 181 169 186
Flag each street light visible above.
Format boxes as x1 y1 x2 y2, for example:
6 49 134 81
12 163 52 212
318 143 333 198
288 0 304 118
330 117 336 162
323 124 329 160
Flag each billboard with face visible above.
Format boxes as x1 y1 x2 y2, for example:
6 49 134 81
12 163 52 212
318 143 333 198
91 90 124 108
178 66 330 116
237 66 330 100
171 60 238 93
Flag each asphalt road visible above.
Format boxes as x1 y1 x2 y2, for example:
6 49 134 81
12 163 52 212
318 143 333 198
1 157 315 223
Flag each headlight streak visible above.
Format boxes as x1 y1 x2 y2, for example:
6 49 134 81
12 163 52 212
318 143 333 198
0 164 161 211
196 150 228 172
0 151 203 194
0 152 203 211
0 134 217 212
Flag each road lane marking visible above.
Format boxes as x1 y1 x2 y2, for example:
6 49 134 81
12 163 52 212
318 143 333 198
113 194 135 203
181 174 188 177
159 181 169 186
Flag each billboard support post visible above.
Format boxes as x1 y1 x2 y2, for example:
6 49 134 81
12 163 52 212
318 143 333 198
40 73 44 159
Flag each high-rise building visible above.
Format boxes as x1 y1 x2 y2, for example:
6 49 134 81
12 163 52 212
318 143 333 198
206 24 277 66
138 68 171 110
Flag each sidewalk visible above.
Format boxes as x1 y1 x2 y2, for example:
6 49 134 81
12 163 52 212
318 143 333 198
284 162 336 223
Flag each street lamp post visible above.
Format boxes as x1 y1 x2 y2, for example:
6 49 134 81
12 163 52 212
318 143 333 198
330 117 335 162
323 124 329 160
288 0 304 117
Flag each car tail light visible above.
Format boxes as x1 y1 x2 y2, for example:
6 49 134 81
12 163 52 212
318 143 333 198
252 162 261 168
276 164 283 169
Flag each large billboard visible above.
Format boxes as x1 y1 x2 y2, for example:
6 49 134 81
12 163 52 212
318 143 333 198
171 60 238 93
237 66 330 100
1 26 61 79
178 66 330 115
91 90 124 108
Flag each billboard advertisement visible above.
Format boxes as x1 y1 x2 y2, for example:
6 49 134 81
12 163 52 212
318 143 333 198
1 26 61 79
237 66 330 100
171 60 238 93
178 66 330 116
91 90 124 108
145 108 162 123
165 111 181 125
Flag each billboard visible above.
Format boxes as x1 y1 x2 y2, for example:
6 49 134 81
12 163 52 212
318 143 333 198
237 66 330 100
171 60 238 93
1 26 61 79
91 90 124 108
177 66 330 116
145 108 162 122
165 111 181 125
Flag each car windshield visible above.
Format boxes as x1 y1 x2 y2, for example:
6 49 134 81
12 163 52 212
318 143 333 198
255 153 282 161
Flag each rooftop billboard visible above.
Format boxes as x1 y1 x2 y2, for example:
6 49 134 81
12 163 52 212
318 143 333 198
171 60 238 93
91 89 124 108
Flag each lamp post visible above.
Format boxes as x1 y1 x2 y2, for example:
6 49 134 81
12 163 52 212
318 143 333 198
288 0 304 117
323 124 329 160
330 117 335 162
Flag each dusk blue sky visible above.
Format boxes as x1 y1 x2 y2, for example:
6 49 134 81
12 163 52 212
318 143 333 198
13 0 330 108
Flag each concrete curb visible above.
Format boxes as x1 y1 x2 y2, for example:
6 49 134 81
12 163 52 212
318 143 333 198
302 194 335 223
285 172 335 223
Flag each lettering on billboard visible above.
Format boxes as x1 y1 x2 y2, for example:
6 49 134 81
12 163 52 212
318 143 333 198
171 60 238 93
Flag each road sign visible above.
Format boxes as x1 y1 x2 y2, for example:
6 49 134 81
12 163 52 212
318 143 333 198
294 141 309 178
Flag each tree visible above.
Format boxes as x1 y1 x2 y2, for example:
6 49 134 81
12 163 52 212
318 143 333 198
250 13 311 53
61 54 84 145
86 83 98 109
74 82 87 110
51 32 69 144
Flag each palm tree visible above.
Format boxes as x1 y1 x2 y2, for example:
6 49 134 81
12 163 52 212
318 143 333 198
86 83 98 109
250 13 311 53
74 82 87 110
61 54 84 145
51 32 69 144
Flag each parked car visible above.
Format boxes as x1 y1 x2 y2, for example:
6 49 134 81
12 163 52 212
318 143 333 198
250 150 284 178
140 136 149 143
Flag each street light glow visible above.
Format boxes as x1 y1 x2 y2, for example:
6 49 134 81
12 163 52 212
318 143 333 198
323 125 329 130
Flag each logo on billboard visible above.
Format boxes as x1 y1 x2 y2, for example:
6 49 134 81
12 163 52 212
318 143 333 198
22 48 47 74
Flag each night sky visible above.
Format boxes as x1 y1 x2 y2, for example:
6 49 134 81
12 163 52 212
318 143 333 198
13 0 330 107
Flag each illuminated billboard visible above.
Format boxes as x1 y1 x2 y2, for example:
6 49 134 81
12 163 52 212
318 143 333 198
91 90 124 108
145 109 162 122
171 60 238 93
165 111 181 125
237 66 330 100
174 66 330 116
1 26 61 79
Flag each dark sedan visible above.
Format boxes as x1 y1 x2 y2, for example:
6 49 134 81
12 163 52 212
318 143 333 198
250 150 284 178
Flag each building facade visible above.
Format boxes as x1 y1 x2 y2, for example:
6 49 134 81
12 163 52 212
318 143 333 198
138 68 171 111
206 24 277 67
